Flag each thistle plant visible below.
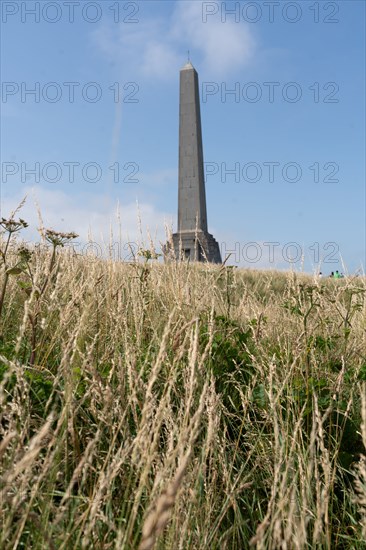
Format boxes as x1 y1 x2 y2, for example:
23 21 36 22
27 228 78 366
137 247 161 263
136 247 161 288
0 217 29 321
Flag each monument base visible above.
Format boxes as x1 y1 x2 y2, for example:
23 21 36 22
164 230 222 263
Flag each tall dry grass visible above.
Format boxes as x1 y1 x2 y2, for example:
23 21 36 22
0 231 365 549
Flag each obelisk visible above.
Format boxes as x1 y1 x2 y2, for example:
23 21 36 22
170 61 222 263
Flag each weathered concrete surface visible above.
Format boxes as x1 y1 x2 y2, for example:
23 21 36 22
167 62 222 264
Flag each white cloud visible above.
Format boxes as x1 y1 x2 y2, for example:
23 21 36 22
171 3 256 76
140 41 181 79
93 18 181 79
1 187 173 253
93 2 256 80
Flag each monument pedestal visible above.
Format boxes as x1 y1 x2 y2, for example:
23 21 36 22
169 231 221 263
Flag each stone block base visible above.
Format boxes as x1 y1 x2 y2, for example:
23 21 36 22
164 231 222 263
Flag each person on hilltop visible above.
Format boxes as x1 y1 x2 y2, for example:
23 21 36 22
334 270 341 279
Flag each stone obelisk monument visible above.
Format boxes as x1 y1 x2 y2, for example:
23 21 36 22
170 61 222 263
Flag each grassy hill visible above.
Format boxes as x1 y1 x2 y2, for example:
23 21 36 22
1 226 365 549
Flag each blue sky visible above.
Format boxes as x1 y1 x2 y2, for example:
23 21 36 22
1 0 365 272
